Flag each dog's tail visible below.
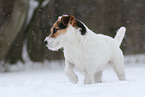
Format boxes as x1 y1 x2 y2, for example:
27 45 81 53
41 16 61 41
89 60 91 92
114 27 126 46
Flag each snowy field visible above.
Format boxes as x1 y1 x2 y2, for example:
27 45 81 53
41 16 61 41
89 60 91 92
0 59 145 97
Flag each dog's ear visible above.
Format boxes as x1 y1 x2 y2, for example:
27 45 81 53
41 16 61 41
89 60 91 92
70 16 76 26
62 15 76 26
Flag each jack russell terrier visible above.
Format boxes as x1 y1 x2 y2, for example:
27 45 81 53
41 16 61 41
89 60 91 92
44 15 126 84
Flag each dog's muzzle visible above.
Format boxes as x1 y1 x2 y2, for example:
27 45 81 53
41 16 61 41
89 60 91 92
44 37 61 51
44 40 48 45
44 37 49 47
44 37 56 48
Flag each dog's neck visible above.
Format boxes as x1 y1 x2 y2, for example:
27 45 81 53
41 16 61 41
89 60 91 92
62 24 91 50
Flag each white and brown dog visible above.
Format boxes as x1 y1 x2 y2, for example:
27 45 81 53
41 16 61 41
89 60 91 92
44 15 126 84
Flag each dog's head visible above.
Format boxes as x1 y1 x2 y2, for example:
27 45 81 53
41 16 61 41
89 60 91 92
44 15 86 51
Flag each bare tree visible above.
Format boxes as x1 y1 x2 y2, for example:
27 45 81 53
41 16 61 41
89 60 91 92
0 0 29 61
0 0 145 67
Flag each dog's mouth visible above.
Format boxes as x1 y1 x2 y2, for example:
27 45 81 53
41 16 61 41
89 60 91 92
44 36 62 51
47 42 60 51
47 42 57 48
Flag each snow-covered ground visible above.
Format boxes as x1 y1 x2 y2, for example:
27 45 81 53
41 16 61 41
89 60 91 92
0 61 145 97
0 44 145 97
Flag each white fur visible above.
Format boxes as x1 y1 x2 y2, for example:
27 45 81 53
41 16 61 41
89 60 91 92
45 24 126 84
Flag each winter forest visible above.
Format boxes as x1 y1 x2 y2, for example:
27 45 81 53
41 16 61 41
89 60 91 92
0 0 145 97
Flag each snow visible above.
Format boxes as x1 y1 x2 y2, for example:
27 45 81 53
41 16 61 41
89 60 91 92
124 54 145 64
0 38 145 97
26 0 39 25
0 61 145 97
1 41 65 72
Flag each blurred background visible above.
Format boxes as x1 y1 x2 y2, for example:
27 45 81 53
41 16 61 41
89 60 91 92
0 0 145 71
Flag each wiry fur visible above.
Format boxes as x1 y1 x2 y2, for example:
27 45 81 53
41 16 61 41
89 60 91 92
44 15 126 84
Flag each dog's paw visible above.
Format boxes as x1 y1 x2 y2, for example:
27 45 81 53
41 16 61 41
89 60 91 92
69 74 78 84
84 75 93 84
84 81 93 84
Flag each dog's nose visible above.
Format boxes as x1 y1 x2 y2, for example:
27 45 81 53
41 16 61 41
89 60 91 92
44 40 48 45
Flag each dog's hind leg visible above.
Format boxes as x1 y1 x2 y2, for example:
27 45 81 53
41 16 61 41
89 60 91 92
65 60 78 84
94 71 103 83
112 58 126 81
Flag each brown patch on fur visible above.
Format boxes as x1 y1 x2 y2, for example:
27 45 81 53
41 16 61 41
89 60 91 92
49 15 77 38
62 15 77 27
69 16 77 27
49 22 68 38
53 29 67 38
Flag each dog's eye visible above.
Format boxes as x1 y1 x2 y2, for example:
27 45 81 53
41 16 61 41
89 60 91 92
53 28 57 34
53 28 61 34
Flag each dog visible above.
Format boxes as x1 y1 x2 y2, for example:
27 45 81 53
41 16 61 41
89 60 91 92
44 15 126 84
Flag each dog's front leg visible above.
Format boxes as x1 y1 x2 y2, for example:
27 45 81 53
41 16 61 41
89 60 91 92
84 73 94 84
65 60 78 84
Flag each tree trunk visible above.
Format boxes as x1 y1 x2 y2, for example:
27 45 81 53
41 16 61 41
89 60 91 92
0 0 29 61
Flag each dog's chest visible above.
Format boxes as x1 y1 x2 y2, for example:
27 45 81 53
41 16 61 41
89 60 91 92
64 46 86 71
64 46 82 62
